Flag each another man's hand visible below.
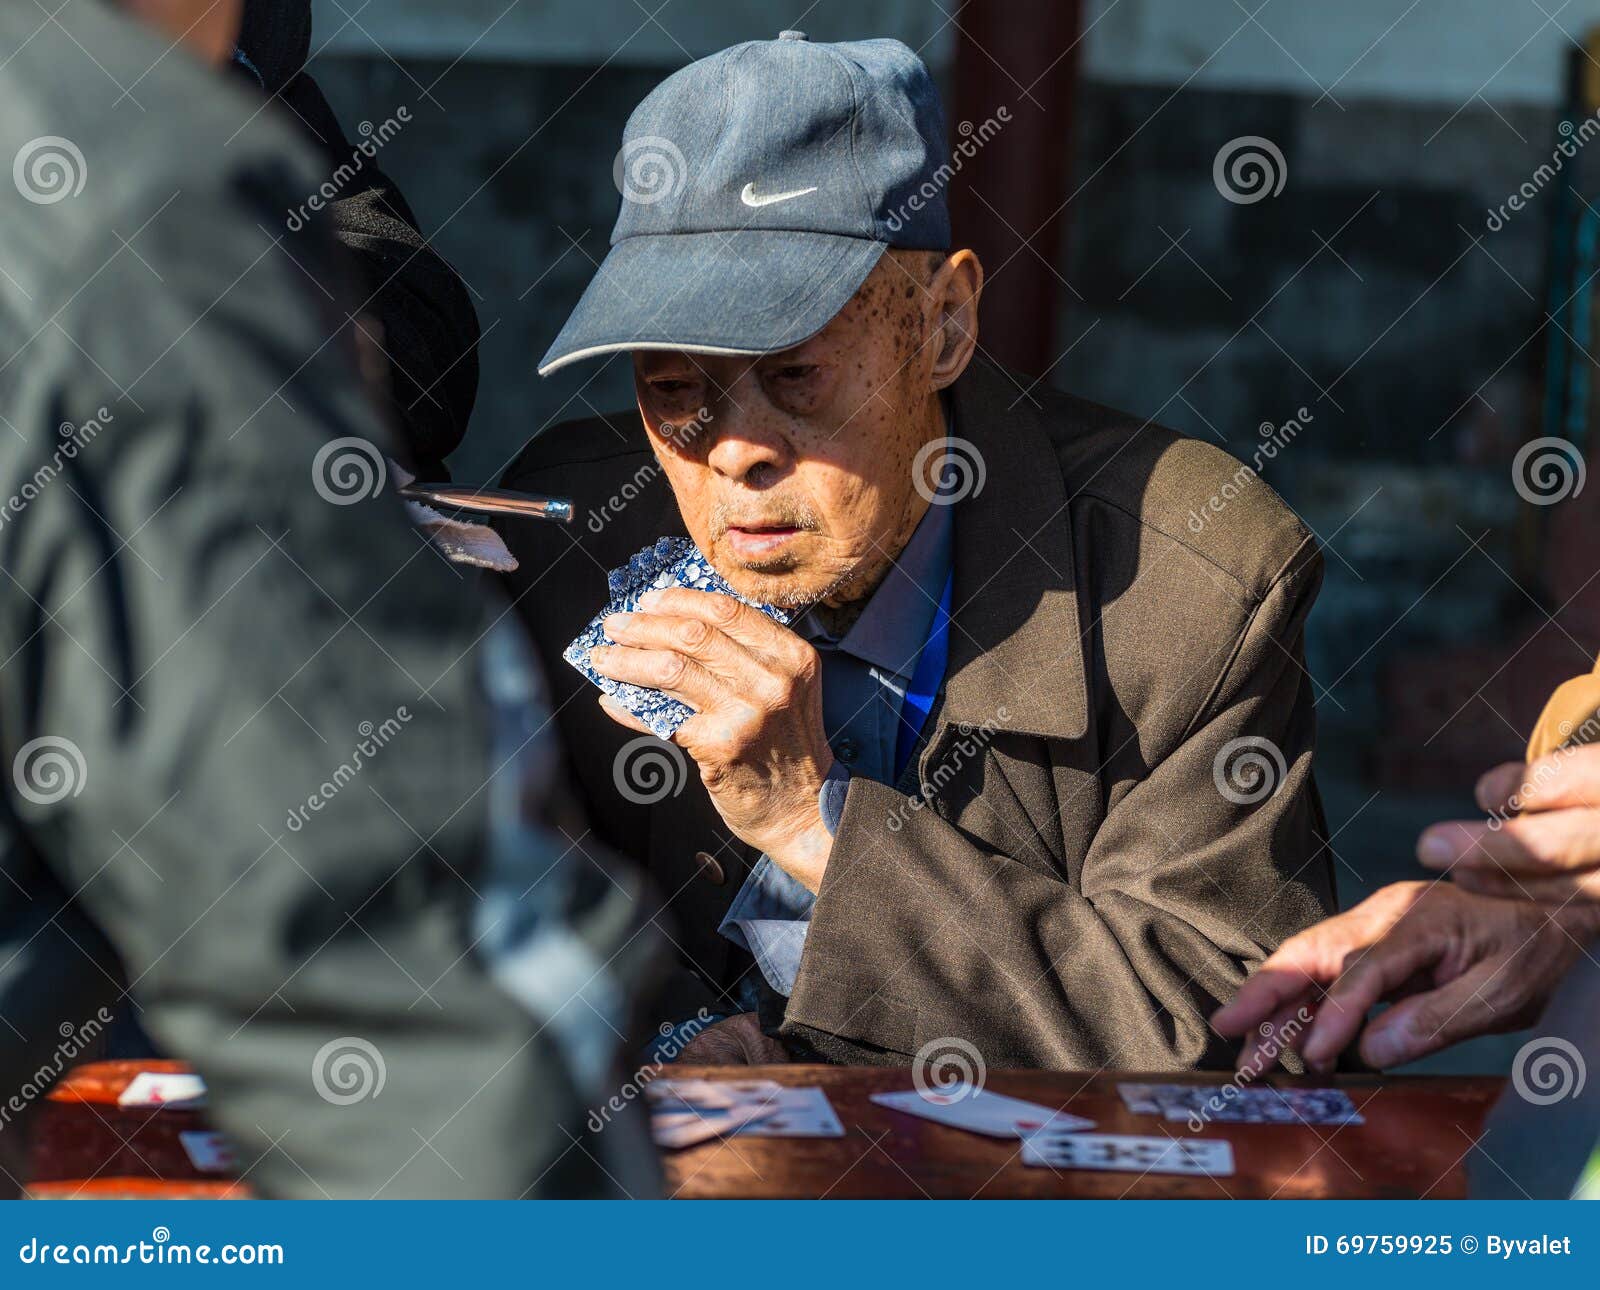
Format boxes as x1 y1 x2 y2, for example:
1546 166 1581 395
1211 882 1596 1072
591 588 835 890
1417 745 1600 903
675 1013 789 1066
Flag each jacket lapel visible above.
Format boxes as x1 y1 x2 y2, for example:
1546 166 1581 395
935 358 1090 746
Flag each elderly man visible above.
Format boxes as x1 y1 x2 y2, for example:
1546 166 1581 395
500 33 1334 1069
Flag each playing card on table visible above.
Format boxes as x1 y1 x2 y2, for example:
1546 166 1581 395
728 1086 844 1139
564 537 794 739
1117 1083 1184 1115
179 1130 238 1173
870 1085 1094 1139
118 1071 207 1109
1022 1131 1235 1177
1156 1084 1364 1125
650 1102 780 1149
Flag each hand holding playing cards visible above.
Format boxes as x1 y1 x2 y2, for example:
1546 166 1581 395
592 587 836 890
1212 881 1597 1073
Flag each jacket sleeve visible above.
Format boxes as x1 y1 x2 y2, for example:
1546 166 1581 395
0 160 659 1196
780 550 1332 1070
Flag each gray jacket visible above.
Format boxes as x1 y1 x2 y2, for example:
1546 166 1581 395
0 1 660 1198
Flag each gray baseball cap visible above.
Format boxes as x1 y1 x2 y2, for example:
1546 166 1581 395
538 32 951 376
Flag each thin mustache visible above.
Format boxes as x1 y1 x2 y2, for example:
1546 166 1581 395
710 502 820 532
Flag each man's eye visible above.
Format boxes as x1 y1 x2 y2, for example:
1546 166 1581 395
649 379 696 395
771 365 818 381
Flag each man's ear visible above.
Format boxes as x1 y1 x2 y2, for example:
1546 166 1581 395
927 249 983 391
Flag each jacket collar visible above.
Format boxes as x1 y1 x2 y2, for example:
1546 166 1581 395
939 358 1090 742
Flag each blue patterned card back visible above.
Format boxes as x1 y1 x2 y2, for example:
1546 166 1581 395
564 537 793 739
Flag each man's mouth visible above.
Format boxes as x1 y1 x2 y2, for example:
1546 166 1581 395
724 523 806 559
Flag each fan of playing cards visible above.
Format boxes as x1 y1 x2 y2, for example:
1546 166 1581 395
564 537 794 740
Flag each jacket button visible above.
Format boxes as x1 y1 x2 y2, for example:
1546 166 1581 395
833 737 861 764
693 850 726 885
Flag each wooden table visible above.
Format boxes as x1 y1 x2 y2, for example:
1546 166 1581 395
27 1061 1503 1199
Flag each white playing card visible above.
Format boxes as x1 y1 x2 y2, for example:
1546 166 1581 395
645 1078 782 1111
118 1071 207 1109
871 1085 1094 1139
729 1086 844 1138
178 1130 237 1173
650 1101 779 1149
1022 1131 1234 1176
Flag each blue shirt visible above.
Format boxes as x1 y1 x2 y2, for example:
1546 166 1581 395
717 494 954 995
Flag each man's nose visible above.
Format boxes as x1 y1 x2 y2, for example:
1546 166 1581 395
704 415 788 485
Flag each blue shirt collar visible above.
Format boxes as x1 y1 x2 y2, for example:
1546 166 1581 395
796 479 954 681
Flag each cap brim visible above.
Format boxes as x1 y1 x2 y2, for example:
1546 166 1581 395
537 230 888 376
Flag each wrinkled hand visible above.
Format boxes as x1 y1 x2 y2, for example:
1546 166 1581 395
1211 881 1597 1072
675 1013 789 1066
591 588 835 890
1417 746 1600 904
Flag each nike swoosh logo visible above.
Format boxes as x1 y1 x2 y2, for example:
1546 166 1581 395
740 182 819 208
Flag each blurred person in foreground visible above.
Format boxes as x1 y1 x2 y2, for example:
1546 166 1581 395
228 0 481 480
499 33 1335 1069
1214 654 1600 1198
0 0 659 1197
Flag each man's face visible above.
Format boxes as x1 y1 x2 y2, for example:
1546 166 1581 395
118 0 243 65
634 251 959 609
